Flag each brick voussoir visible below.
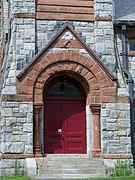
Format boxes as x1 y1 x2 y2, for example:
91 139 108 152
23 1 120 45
70 51 79 62
46 67 55 76
85 72 94 81
90 63 101 75
54 51 64 62
62 51 71 61
33 63 44 72
85 58 94 69
28 69 39 79
40 57 50 67
35 82 43 89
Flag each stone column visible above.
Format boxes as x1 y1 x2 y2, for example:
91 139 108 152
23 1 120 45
90 104 101 157
34 103 43 157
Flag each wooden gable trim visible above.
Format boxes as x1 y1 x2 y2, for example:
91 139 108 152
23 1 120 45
17 25 116 81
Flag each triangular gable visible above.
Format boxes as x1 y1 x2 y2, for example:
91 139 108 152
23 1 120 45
17 25 116 81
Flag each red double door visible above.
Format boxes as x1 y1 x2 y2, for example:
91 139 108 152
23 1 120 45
44 98 86 154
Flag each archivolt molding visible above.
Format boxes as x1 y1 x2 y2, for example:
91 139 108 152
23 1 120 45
33 61 100 104
17 51 116 104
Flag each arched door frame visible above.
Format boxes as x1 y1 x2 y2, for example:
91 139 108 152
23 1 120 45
43 74 86 154
28 51 116 157
33 70 102 157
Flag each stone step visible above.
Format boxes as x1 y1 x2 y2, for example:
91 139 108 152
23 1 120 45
35 156 106 179
38 161 104 167
45 154 88 158
38 164 104 169
36 157 104 165
37 157 101 163
32 173 106 180
39 168 105 174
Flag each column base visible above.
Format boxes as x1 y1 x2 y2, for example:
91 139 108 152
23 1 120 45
34 153 43 157
34 148 43 157
92 148 102 157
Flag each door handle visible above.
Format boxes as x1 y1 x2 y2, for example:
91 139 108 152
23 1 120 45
60 134 64 139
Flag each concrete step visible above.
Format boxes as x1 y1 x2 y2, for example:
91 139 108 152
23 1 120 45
32 173 106 179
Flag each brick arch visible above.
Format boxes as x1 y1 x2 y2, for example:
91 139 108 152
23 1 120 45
33 61 100 104
17 51 116 103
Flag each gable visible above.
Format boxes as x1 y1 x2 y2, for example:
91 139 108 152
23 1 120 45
18 25 116 82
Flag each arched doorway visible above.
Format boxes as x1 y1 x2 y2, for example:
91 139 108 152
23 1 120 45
44 75 86 154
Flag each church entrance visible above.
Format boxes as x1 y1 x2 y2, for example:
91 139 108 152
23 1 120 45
44 75 86 154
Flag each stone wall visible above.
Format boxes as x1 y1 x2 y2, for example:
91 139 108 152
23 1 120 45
95 0 113 18
1 102 33 154
94 0 115 74
94 21 115 74
101 103 131 154
36 21 94 53
12 0 35 14
15 18 36 74
0 159 26 176
2 18 36 94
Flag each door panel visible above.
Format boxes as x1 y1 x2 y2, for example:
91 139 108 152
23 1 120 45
64 100 86 153
45 100 64 153
44 99 86 154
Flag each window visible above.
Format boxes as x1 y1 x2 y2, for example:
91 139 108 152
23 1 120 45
45 75 85 97
129 40 135 52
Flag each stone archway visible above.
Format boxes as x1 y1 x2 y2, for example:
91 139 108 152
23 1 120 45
17 51 116 157
17 51 116 104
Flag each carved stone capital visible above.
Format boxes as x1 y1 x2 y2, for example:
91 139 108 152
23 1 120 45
90 104 101 115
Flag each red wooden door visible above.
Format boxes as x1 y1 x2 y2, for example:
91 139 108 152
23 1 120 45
44 98 86 154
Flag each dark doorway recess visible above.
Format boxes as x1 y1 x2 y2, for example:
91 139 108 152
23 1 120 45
44 75 86 154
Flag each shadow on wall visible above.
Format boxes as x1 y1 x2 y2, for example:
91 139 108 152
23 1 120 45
115 0 135 21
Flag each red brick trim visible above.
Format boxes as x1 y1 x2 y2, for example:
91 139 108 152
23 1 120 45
101 154 132 159
0 154 34 159
128 52 135 56
36 13 94 22
16 51 116 103
95 17 112 21
54 40 83 49
1 94 33 102
12 13 35 19
0 153 131 159
90 104 101 157
36 0 94 21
